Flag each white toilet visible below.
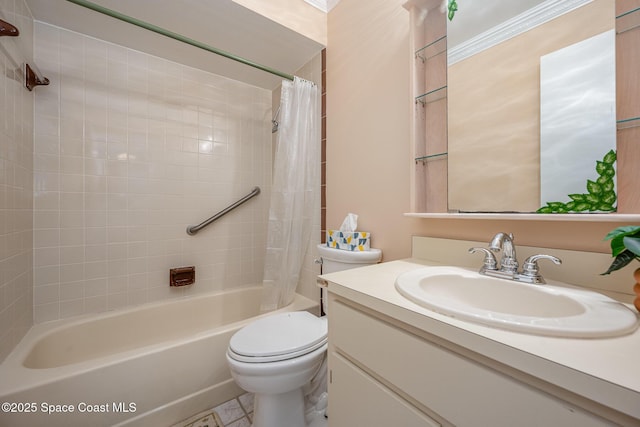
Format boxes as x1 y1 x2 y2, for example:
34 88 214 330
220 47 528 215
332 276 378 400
226 244 381 427
316 244 382 274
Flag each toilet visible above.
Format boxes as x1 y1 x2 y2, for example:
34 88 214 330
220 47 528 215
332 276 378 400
226 244 381 427
316 244 382 274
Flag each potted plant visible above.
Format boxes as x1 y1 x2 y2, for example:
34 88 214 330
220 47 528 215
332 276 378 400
602 225 640 311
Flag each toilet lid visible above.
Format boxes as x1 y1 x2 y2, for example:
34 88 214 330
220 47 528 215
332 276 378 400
229 311 327 361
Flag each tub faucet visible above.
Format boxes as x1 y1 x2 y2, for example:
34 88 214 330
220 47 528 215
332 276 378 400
489 232 518 274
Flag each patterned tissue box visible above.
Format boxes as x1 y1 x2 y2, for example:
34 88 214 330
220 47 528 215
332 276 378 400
326 230 371 251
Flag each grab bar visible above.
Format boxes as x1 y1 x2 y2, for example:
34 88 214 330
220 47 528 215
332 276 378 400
186 186 261 236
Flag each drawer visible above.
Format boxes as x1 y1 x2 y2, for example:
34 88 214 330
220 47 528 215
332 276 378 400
329 351 441 427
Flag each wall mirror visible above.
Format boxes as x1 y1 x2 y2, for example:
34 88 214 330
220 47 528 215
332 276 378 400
445 0 636 214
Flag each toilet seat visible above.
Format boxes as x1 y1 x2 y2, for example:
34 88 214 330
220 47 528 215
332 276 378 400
229 311 327 363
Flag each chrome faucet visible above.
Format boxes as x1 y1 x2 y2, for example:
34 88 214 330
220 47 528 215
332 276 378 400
469 232 562 284
488 232 518 273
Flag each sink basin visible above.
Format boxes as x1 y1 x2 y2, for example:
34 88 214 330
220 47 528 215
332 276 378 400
395 266 639 337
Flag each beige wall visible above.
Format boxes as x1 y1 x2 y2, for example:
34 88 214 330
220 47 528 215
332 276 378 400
327 0 640 262
327 0 415 261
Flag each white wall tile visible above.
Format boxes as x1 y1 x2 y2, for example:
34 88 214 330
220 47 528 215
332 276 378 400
34 228 60 248
34 284 59 305
60 264 84 283
60 281 85 301
3 17 319 356
34 266 60 287
31 22 273 322
60 298 84 319
34 302 60 323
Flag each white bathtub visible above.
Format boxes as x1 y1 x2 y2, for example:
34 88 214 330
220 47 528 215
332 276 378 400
0 287 317 427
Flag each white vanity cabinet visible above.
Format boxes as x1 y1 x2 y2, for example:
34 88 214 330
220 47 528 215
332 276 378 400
327 294 617 427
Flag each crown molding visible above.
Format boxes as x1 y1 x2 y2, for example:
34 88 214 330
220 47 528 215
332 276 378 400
448 0 593 65
304 0 342 13
326 0 341 11
304 0 327 12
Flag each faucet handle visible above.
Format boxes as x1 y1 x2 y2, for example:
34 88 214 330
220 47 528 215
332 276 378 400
468 247 498 271
521 254 562 284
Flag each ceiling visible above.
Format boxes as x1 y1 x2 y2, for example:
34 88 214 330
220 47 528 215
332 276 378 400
25 0 325 90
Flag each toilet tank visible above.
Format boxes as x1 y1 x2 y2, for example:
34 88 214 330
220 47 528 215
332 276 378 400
317 244 382 274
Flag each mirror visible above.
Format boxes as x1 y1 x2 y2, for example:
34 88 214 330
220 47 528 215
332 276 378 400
539 30 616 212
446 0 620 213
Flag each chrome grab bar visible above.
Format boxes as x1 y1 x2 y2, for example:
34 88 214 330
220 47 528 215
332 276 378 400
186 186 261 236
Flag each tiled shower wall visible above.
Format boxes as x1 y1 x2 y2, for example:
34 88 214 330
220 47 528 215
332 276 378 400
32 22 272 323
0 0 34 362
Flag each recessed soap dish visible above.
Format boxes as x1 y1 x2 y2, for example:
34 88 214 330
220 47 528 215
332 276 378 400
170 266 195 287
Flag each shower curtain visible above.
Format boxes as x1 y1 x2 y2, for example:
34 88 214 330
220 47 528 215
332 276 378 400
261 77 320 311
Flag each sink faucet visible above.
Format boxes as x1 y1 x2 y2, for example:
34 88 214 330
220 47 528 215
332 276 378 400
469 232 562 284
488 232 518 273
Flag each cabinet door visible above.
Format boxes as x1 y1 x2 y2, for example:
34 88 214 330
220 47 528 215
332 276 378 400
329 351 441 427
330 300 612 427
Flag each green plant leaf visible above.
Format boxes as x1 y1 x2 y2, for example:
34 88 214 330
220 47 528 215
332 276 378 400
547 202 565 209
603 149 616 165
611 238 626 257
447 0 458 20
601 250 637 275
538 149 618 215
573 202 591 212
602 166 615 178
585 193 599 204
595 203 615 212
606 226 640 257
604 225 640 241
587 180 602 195
601 191 616 205
622 236 640 257
598 178 615 192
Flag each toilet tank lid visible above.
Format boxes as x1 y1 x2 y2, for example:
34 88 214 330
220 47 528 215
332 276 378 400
229 311 327 358
317 244 382 263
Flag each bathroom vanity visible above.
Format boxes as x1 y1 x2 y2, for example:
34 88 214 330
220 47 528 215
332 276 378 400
321 238 640 426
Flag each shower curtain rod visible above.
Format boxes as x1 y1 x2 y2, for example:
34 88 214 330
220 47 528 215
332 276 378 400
65 0 296 81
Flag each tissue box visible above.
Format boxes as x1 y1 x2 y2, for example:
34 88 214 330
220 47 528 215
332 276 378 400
326 230 371 251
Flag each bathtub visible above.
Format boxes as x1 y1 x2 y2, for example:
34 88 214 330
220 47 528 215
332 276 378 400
0 286 318 427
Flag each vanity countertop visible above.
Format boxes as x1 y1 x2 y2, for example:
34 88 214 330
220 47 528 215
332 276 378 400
321 258 640 421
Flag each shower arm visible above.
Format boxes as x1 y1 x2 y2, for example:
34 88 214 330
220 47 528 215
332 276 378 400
272 105 281 133
64 0 296 81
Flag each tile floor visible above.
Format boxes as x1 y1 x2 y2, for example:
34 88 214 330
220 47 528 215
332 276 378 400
214 393 254 427
175 391 328 427
173 393 254 427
